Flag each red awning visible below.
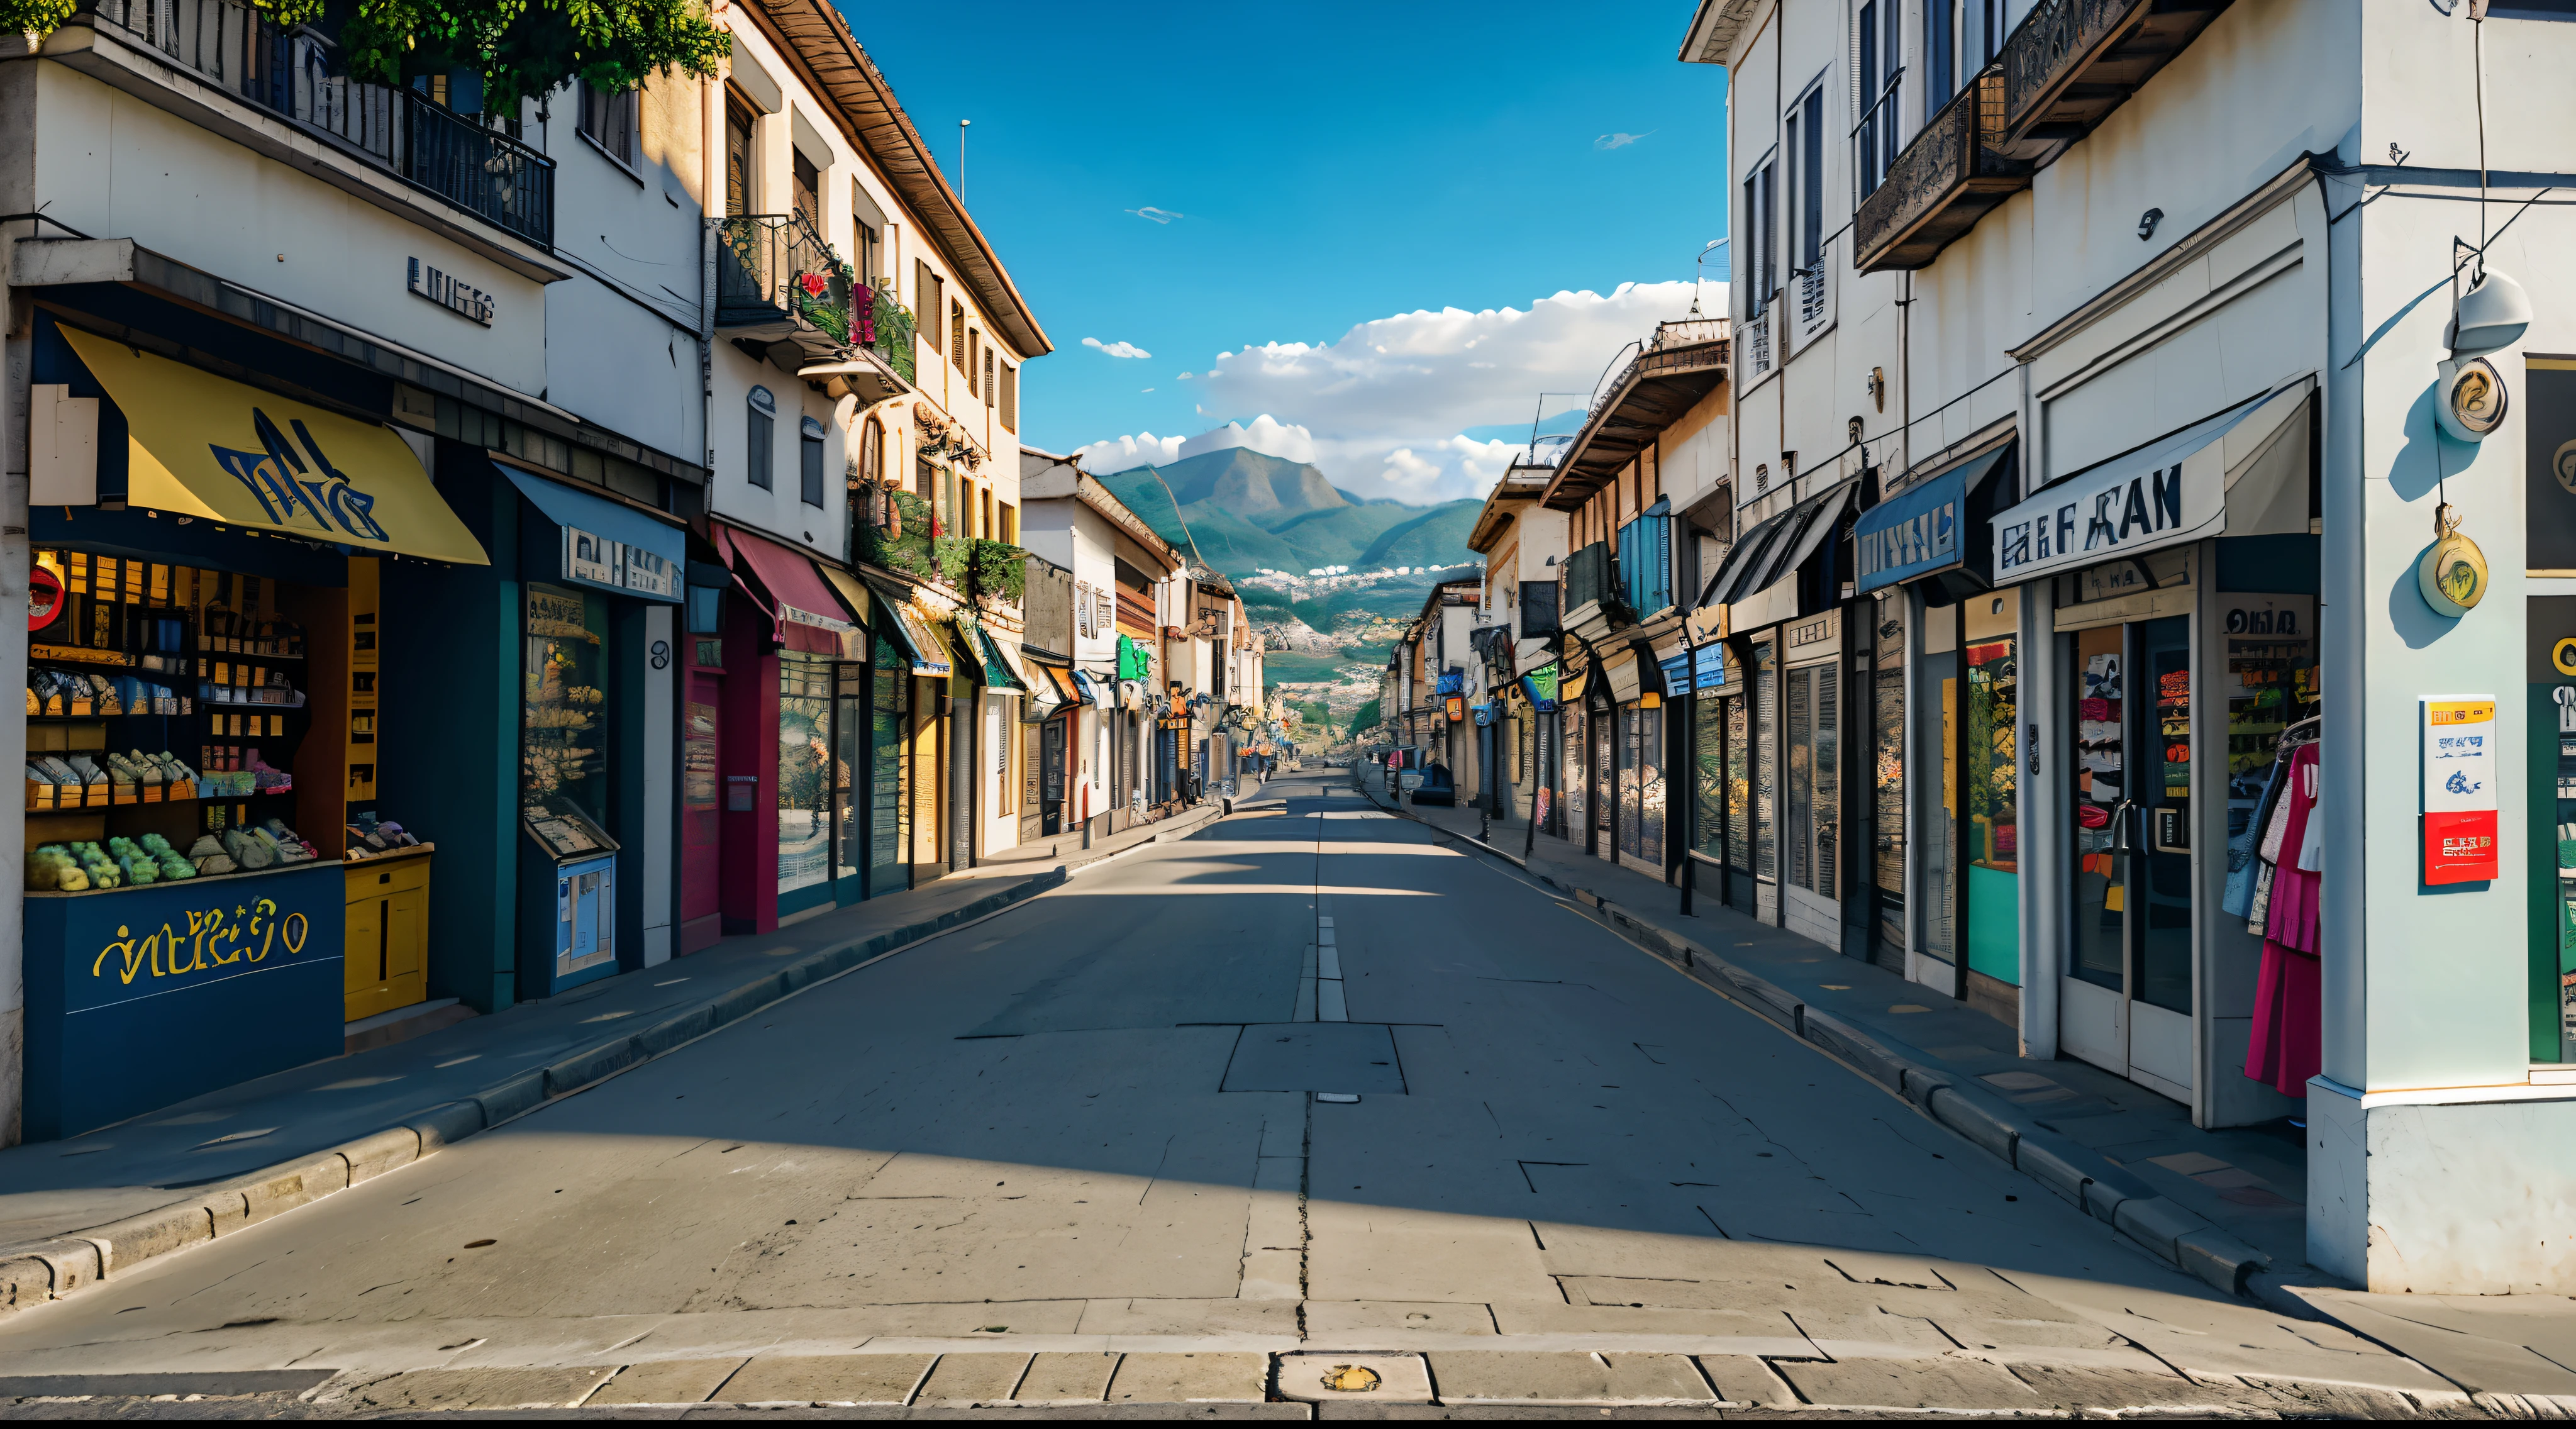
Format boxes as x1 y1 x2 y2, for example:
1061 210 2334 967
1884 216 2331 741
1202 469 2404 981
716 524 857 655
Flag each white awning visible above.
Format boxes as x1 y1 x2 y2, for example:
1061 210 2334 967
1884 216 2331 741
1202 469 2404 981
1992 380 2312 585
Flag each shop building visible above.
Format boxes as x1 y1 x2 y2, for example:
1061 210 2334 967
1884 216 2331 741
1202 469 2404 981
687 0 1046 941
1 0 709 1136
1532 321 1730 887
1465 456 1568 831
1020 452 1185 832
1682 0 2576 1289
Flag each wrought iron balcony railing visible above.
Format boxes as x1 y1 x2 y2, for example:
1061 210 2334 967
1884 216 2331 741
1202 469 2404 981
2002 0 2236 152
716 213 852 348
84 0 554 248
1852 66 2031 274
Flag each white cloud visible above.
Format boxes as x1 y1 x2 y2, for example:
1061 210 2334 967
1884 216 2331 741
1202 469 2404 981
1126 206 1184 224
1075 431 1184 470
1594 131 1654 150
1079 281 1719 503
1083 336 1152 360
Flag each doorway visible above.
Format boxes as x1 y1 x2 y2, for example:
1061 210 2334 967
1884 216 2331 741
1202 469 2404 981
2062 614 2195 1099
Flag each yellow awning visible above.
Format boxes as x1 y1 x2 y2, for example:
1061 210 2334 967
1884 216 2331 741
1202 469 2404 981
62 326 489 565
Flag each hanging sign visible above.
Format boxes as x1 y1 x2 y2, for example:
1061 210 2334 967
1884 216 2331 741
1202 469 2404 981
2423 696 2499 884
2434 357 2507 443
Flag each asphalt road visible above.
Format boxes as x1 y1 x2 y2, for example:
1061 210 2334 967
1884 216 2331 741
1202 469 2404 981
0 773 2436 1414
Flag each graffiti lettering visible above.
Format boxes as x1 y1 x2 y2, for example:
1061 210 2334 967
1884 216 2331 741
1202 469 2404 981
88 895 317 984
208 406 392 545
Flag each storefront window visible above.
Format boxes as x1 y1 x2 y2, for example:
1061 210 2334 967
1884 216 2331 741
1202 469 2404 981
833 662 863 889
778 655 832 898
1963 596 2019 988
1870 594 1906 964
1563 700 1587 840
1638 706 1664 865
523 583 616 858
1753 641 1777 882
1917 610 1958 966
1788 660 1838 898
2069 624 2126 991
1695 684 1727 862
1618 705 1642 859
870 638 908 892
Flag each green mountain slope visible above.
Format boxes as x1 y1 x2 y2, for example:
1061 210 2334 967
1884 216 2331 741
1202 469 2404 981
1096 455 1479 581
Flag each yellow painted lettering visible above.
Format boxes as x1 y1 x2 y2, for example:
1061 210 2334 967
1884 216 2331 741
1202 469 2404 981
252 898 278 962
91 925 143 983
281 912 308 957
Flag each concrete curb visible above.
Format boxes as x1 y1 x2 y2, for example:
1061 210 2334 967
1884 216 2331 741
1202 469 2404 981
0 866 1069 1318
1354 776 2276 1303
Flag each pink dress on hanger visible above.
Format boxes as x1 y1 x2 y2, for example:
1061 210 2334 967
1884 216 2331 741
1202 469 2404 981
2247 743 2323 1098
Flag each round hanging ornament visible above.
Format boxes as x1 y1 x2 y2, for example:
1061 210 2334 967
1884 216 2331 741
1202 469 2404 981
2434 357 2508 443
2419 503 2489 616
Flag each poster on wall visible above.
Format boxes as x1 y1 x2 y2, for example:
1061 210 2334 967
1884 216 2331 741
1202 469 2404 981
2423 696 2499 884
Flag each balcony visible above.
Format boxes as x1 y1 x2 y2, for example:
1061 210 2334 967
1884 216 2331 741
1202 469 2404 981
1558 540 1633 644
82 0 554 250
1543 318 1729 510
2003 0 2234 157
797 277 917 403
716 213 854 362
1853 66 2031 274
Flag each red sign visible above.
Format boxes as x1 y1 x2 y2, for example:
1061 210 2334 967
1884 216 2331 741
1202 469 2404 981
28 565 61 633
2423 809 2499 884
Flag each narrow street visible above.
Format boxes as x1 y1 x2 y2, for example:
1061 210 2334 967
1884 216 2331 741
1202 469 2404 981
0 774 2439 1415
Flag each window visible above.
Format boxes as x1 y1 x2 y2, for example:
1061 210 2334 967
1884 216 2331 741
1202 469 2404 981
800 415 826 508
914 453 936 502
1980 0 2005 64
858 416 882 486
1855 1 1901 199
1926 0 1958 119
951 303 967 373
1077 581 1094 638
853 216 879 283
1794 86 1824 279
999 501 1017 544
747 386 775 491
579 82 638 169
999 363 1018 432
1742 157 1776 317
724 96 755 216
917 262 944 353
791 148 821 230
984 348 997 408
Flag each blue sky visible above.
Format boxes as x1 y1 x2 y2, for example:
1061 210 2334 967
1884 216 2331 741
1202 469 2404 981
843 2 1733 501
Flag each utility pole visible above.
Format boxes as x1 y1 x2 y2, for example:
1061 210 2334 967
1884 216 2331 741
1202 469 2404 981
957 118 970 199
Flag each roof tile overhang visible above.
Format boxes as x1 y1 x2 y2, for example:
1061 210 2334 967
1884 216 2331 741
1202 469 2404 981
746 0 1052 359
1541 339 1728 511
1468 469 1551 552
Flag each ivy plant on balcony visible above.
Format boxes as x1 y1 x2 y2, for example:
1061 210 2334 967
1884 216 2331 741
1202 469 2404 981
966 539 1027 606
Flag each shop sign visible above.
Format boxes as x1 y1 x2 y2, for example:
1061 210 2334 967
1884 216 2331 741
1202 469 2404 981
1992 392 2273 584
1855 472 1958 592
565 526 679 599
1787 611 1836 648
408 257 494 325
1658 651 1692 696
2423 696 2499 884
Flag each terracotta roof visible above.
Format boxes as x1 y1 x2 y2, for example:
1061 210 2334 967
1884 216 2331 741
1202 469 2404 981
743 0 1051 358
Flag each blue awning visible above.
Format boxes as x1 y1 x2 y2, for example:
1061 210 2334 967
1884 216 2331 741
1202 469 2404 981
501 465 686 603
1853 446 2010 595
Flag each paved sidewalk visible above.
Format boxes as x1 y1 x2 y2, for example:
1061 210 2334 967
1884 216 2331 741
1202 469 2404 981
0 798 1231 1308
1352 766 2576 1405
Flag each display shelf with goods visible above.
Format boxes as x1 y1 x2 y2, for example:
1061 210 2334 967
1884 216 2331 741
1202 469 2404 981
16 547 420 1140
